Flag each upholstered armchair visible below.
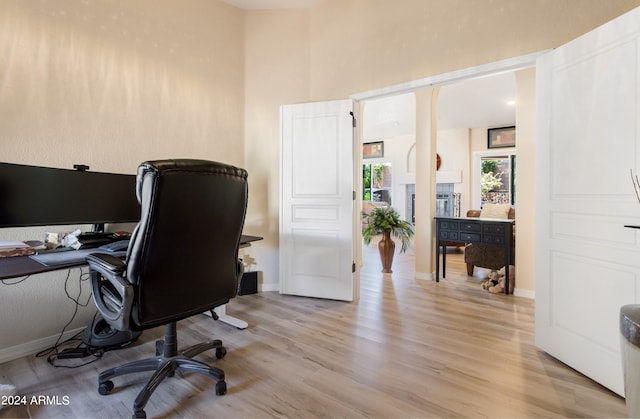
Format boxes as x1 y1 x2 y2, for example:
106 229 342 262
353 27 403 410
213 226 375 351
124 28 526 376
464 206 515 276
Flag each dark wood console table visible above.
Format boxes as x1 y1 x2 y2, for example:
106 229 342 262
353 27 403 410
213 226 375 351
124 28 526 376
435 216 515 295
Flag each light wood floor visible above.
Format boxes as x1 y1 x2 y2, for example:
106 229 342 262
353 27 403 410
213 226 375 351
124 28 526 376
0 243 627 418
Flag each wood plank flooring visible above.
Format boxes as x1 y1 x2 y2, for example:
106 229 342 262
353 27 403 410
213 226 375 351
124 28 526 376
0 243 628 418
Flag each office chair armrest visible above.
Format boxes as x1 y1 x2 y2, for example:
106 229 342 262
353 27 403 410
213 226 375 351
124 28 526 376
87 253 133 331
87 252 126 272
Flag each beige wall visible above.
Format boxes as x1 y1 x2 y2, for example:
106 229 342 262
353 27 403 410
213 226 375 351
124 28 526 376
0 0 245 172
243 9 311 284
437 128 471 214
308 0 639 97
0 0 244 356
514 68 537 296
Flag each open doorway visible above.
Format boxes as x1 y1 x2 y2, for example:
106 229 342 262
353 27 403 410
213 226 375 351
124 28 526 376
361 93 416 226
352 51 539 290
437 72 516 217
361 73 517 219
360 72 517 275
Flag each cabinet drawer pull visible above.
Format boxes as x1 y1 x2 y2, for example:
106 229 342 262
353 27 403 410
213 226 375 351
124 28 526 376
461 233 480 242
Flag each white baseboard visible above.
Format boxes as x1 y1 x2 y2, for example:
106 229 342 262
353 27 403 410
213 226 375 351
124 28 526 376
260 283 279 292
414 271 434 281
513 288 535 299
0 327 86 364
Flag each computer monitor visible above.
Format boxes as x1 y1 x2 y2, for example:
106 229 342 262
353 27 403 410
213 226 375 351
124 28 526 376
0 162 140 229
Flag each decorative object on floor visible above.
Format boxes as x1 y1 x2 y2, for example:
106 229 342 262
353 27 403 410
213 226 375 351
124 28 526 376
481 270 501 290
362 205 414 273
480 266 515 294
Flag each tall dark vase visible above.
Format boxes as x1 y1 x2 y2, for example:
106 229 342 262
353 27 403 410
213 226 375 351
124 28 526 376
378 230 395 273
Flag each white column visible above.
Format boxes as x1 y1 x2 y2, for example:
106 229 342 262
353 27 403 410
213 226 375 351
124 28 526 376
414 87 439 280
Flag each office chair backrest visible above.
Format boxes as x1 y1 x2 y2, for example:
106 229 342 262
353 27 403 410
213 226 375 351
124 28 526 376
126 159 248 328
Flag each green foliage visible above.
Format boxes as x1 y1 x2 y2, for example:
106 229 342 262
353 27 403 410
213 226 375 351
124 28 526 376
372 163 385 188
363 165 371 188
481 160 499 174
481 171 503 195
362 206 414 253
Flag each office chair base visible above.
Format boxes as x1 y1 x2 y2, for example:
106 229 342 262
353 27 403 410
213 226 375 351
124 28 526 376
97 323 227 418
82 315 142 350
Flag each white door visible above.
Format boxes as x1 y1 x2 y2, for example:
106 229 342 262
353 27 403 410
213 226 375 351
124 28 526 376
280 99 356 301
536 7 640 396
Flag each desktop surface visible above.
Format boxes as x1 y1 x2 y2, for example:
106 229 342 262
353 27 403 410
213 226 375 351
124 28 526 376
29 248 127 267
0 234 262 280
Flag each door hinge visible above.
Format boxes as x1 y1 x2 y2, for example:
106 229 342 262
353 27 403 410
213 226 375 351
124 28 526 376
353 190 356 200
350 111 356 128
352 262 356 273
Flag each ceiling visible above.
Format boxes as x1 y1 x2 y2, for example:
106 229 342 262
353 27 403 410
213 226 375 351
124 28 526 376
363 72 517 141
222 0 320 9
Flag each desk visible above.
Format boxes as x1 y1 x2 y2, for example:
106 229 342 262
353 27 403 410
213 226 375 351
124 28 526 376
0 252 73 279
213 234 262 329
239 234 263 248
434 216 515 295
0 234 263 328
0 234 262 280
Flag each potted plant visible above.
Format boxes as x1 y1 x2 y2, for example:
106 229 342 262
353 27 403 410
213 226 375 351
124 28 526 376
362 205 414 273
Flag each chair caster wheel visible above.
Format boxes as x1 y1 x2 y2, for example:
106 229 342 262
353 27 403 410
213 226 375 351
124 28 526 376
215 380 227 395
132 410 146 418
215 347 227 359
98 380 114 395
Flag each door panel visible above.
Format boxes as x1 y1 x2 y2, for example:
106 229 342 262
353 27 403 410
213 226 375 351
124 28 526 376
536 7 640 396
280 99 355 301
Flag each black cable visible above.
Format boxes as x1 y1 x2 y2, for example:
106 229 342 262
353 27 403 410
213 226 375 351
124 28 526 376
44 311 105 369
1 275 30 285
35 267 104 367
1 265 104 367
81 311 101 349
49 269 80 352
64 267 92 308
48 349 104 369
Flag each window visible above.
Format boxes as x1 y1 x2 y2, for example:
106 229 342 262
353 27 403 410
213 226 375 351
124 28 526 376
362 162 392 204
480 155 515 206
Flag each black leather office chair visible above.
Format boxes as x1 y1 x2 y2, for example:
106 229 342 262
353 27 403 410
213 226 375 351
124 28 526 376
86 159 248 419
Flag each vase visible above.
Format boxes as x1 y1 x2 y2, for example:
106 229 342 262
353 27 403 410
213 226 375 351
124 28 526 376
378 230 395 273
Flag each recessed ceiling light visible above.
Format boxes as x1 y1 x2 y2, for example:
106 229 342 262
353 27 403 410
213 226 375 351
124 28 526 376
507 100 517 106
